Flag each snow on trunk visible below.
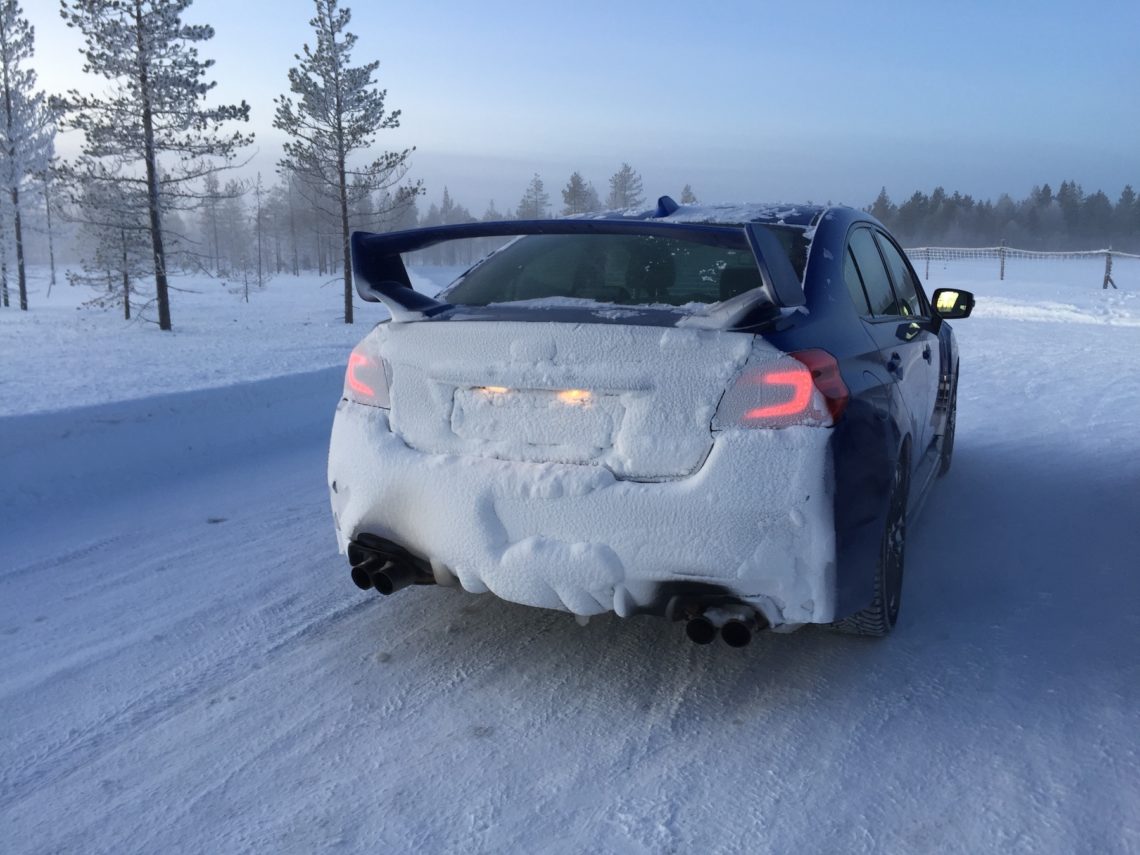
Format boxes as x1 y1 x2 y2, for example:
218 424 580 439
376 321 761 479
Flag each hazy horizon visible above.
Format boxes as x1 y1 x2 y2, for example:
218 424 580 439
27 0 1140 213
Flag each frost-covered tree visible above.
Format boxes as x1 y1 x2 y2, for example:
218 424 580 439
517 173 549 219
606 162 644 210
385 185 419 232
274 0 420 323
680 183 697 204
561 171 599 215
0 0 54 311
66 167 151 320
198 171 223 275
39 145 59 292
57 0 253 330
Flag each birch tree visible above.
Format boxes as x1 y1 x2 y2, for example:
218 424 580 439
58 0 252 330
274 0 420 324
0 0 54 312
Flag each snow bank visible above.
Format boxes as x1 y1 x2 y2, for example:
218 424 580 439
0 266 439 418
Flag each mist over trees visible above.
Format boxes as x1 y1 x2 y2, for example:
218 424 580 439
56 0 253 329
0 0 1135 332
606 162 644 210
869 182 1140 252
0 0 54 311
562 171 599 215
516 173 549 219
274 0 420 323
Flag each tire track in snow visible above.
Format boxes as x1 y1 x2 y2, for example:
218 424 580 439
0 555 370 815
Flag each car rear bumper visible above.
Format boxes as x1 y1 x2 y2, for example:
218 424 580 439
329 401 837 626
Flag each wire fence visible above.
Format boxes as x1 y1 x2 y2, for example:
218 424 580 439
904 243 1140 289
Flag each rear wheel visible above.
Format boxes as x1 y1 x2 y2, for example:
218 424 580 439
938 369 958 476
833 452 909 637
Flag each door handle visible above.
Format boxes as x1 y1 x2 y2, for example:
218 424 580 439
922 345 933 363
886 352 903 377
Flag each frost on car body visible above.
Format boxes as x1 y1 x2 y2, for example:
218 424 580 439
330 201 972 641
329 319 838 628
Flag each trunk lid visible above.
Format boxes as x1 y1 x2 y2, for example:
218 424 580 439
376 321 759 479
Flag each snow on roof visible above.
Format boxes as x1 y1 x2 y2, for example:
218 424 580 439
590 201 826 228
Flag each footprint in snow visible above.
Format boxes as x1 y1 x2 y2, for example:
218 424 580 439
207 517 227 525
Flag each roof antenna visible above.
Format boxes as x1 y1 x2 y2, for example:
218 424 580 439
654 195 680 217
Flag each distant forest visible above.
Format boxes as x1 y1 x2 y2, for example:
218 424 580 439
866 182 1140 252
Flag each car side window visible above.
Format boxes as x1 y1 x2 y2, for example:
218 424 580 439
843 247 872 315
848 228 899 316
875 232 924 317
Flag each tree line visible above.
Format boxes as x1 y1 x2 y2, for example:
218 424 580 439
0 0 418 327
868 182 1140 252
2 0 1136 330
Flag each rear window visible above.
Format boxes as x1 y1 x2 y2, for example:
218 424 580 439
440 232 803 308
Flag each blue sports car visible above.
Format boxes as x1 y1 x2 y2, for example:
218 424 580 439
328 197 974 646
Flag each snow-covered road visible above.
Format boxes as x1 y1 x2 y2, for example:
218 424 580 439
2 268 1139 853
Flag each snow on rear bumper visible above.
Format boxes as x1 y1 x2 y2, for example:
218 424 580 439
328 402 837 626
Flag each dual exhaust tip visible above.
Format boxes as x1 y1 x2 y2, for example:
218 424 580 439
350 553 418 596
685 609 767 648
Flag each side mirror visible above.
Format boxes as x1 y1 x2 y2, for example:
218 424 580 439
932 288 975 319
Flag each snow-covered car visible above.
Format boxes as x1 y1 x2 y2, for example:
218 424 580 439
328 198 974 645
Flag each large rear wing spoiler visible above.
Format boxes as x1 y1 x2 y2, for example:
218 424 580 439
350 219 805 322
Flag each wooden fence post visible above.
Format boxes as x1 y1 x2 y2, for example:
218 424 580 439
925 252 930 281
1103 250 1117 290
999 239 1006 281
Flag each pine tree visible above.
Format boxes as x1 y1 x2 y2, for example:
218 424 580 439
517 173 549 219
39 145 59 292
605 163 644 210
680 184 697 204
869 187 895 223
1080 190 1113 243
1056 180 1083 238
561 171 598 214
274 0 420 324
1115 185 1137 246
199 171 223 275
66 166 151 320
0 0 54 312
385 185 418 231
58 0 252 330
252 172 265 288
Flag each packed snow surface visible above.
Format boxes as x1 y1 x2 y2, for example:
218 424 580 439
2 258 1139 853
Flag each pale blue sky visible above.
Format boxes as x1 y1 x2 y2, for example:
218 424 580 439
28 0 1140 213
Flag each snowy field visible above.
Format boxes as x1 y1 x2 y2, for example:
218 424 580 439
2 257 1139 853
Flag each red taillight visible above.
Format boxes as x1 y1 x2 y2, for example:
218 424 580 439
344 342 390 408
789 349 849 421
744 370 814 421
347 352 376 397
713 349 848 429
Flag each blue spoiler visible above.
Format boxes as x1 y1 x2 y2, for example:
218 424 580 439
350 218 805 321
